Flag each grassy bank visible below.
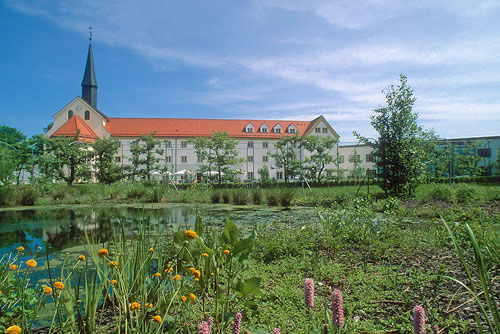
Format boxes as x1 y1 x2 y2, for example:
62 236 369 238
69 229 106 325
0 197 498 333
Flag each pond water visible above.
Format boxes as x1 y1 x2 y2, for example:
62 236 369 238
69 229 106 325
0 203 318 267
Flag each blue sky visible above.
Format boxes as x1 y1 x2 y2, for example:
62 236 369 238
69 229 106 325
0 0 499 142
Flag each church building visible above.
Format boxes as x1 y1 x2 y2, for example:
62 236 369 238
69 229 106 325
45 38 340 181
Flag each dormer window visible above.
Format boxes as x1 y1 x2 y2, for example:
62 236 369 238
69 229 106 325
68 110 73 119
245 122 254 133
260 123 269 134
273 124 282 134
287 124 297 134
289 128 295 134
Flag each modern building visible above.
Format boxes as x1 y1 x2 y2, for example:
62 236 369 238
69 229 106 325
45 39 340 181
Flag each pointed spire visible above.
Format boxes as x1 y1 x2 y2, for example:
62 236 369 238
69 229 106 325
81 27 98 109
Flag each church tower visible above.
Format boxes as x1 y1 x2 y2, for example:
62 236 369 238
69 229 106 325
81 29 98 109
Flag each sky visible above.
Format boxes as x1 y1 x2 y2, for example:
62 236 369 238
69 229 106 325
0 0 499 143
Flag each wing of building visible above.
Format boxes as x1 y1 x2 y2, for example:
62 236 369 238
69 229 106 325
45 39 340 181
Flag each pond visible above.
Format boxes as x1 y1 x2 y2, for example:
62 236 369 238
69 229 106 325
0 203 318 267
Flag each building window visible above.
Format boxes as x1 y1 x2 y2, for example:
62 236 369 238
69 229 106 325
366 154 375 163
247 172 254 180
248 141 254 148
261 127 268 133
288 128 295 134
275 128 282 134
247 127 254 133
276 171 283 180
181 156 187 163
262 142 269 148
477 148 491 157
248 156 254 162
315 128 321 133
322 127 328 133
181 141 187 148
262 156 268 162
68 110 73 119
166 156 172 163
349 154 360 161
115 156 121 163
197 156 204 163
338 155 345 164
166 142 172 148
84 110 90 120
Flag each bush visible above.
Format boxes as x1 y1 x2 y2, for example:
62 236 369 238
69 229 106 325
18 187 39 206
210 190 221 203
252 188 263 205
146 186 165 203
222 191 230 204
280 188 296 207
126 186 147 200
52 186 68 201
0 186 11 206
454 184 485 202
266 191 279 206
232 189 249 205
427 184 454 201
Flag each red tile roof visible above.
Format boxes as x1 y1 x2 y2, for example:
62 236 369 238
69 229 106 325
105 118 314 138
51 115 98 142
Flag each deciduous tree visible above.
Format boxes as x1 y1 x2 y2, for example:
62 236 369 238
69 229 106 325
269 135 301 183
301 135 338 182
128 132 164 181
93 137 121 184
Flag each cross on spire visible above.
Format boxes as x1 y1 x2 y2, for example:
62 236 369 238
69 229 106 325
88 26 93 43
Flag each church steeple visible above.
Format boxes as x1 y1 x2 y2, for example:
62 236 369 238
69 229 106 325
81 27 98 109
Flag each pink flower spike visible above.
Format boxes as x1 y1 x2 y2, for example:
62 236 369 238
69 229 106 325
272 328 281 334
197 321 210 334
332 289 344 328
413 305 425 334
304 278 314 308
433 325 439 334
232 312 242 334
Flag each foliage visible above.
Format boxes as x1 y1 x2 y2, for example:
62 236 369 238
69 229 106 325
257 165 270 182
93 137 122 184
0 125 32 185
0 148 17 185
128 132 165 181
456 140 484 177
348 147 365 180
190 131 244 184
232 188 250 205
269 134 301 183
355 74 432 198
18 187 39 206
301 135 338 182
44 134 92 186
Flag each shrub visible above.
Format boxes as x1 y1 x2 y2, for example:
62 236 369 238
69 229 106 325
454 184 485 202
280 188 296 207
427 184 454 201
222 191 230 204
266 191 279 206
18 187 39 206
211 190 221 203
126 186 147 200
147 186 164 203
252 188 263 205
232 189 249 205
0 186 11 206
52 186 68 201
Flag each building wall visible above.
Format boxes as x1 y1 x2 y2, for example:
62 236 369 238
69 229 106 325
337 144 377 178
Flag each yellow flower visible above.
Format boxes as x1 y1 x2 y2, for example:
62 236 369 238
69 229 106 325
180 295 187 302
43 286 52 295
110 279 118 285
26 259 37 268
164 267 173 273
184 230 197 239
54 282 65 290
154 273 162 278
188 267 195 272
16 246 24 252
78 255 86 261
130 302 141 311
173 274 181 281
5 326 22 334
153 315 162 324
98 249 109 257
9 264 17 271
210 272 215 276
192 270 201 279
148 248 154 252
202 253 209 257
223 249 230 255
108 261 118 268
194 278 199 281
189 293 196 301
